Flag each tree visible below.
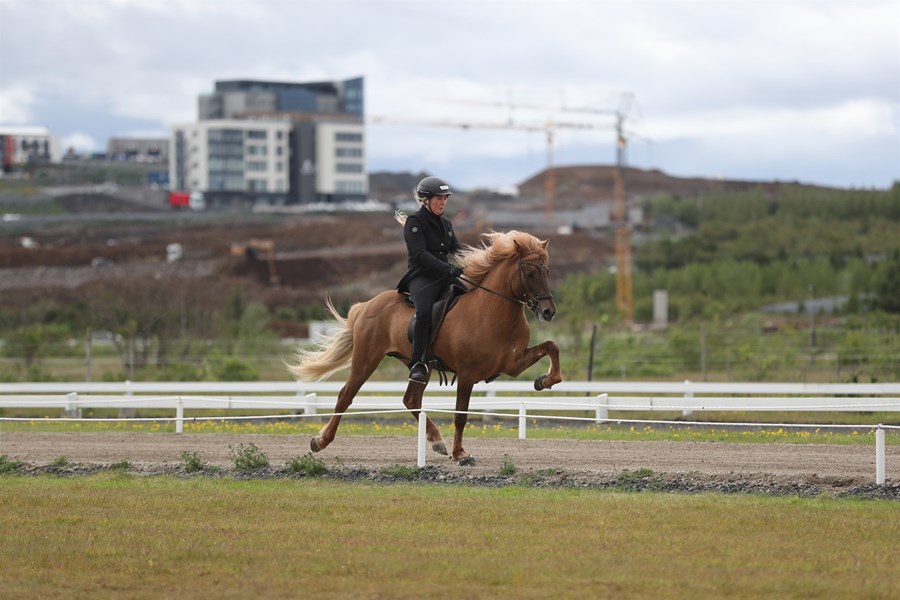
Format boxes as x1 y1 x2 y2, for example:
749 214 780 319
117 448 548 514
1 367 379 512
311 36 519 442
873 251 900 313
3 323 69 369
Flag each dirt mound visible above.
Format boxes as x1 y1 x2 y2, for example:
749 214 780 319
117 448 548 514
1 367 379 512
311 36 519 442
0 205 605 312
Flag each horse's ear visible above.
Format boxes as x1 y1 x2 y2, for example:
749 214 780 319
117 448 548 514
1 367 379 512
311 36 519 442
540 239 549 250
513 239 525 257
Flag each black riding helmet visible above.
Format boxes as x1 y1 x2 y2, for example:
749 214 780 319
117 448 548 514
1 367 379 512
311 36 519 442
416 176 452 200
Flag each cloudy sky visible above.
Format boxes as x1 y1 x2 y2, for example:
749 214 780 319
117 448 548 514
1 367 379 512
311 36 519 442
1 0 897 190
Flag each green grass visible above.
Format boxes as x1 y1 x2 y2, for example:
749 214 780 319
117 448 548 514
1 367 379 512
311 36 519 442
0 475 897 599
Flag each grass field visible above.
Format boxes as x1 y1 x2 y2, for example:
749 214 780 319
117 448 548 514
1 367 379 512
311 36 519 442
1 475 897 599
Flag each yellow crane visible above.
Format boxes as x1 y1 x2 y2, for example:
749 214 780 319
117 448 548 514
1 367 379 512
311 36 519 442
372 93 637 320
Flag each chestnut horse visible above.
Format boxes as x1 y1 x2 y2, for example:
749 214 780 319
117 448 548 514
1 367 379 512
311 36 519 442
287 230 561 465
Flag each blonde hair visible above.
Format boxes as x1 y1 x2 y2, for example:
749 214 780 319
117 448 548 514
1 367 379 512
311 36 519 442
455 230 549 285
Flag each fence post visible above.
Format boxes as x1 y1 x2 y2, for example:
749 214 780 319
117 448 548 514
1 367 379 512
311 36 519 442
64 392 82 419
417 409 427 468
119 379 136 419
518 402 527 440
876 425 885 485
682 380 694 419
305 393 318 419
176 398 184 434
595 393 609 423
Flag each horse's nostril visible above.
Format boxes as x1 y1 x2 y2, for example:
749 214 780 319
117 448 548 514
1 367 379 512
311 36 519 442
543 308 556 321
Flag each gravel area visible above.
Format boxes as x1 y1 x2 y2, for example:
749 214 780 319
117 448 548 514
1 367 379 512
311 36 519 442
2 432 897 500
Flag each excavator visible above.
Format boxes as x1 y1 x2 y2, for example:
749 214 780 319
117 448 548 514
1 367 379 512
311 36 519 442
230 238 279 285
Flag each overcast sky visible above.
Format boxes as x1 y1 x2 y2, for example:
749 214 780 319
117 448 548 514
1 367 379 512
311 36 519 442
1 0 897 190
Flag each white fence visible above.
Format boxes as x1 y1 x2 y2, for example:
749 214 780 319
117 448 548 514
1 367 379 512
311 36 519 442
2 380 897 483
1 380 899 415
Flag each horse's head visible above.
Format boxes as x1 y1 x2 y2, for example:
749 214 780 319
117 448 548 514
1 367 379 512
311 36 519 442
514 237 557 322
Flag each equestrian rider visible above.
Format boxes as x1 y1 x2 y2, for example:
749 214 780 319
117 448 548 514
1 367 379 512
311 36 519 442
396 176 463 384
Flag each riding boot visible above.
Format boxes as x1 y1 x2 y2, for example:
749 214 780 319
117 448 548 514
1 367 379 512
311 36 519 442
409 319 431 384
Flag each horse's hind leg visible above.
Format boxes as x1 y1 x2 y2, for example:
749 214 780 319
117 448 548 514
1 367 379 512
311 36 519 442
401 381 448 456
311 354 381 452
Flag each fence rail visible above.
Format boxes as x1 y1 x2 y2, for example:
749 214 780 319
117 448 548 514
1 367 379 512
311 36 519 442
2 380 896 484
2 380 900 414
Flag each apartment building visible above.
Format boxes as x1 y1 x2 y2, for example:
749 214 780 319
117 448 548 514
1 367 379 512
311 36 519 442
170 119 292 208
171 76 367 206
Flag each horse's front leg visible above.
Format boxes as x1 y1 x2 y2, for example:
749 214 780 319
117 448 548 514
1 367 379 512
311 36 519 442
506 340 562 391
401 380 448 456
451 380 476 466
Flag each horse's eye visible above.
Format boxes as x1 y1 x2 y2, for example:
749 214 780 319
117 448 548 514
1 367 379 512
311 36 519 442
527 271 535 278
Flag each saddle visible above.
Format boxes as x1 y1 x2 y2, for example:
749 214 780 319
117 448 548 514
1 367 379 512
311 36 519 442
404 282 467 385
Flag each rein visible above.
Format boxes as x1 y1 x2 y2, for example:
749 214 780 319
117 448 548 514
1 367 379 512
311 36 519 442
368 258 554 319
461 259 553 312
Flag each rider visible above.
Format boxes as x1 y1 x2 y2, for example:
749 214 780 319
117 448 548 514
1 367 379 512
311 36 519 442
396 176 463 384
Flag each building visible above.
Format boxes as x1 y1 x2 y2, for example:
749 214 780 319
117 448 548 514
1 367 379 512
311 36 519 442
170 119 292 209
171 76 366 206
0 126 61 172
198 78 363 119
107 137 169 163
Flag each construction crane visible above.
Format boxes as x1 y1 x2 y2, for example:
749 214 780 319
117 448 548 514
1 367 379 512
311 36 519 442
369 114 597 218
386 92 637 320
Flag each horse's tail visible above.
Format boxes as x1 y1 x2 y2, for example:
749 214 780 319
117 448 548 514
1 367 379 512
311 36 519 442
287 298 361 382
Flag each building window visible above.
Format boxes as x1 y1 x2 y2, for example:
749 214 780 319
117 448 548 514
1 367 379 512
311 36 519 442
248 130 267 140
248 179 268 191
336 147 363 158
336 180 364 193
335 132 363 143
336 162 363 173
246 161 268 171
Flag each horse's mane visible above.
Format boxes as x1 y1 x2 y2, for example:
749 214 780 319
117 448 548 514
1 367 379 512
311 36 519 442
455 230 549 286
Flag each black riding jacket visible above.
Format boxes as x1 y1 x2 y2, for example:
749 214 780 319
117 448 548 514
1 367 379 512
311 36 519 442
396 205 461 293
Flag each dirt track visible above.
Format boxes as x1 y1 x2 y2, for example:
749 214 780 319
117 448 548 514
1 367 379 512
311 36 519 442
3 432 895 484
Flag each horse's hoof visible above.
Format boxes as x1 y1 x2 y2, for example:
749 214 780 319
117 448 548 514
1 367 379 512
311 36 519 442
534 375 548 391
432 442 448 456
310 436 321 453
457 455 476 467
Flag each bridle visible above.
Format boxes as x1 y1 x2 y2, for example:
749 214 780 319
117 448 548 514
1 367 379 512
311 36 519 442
460 258 554 315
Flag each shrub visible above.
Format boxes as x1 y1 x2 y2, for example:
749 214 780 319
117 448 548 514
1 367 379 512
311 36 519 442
180 451 205 473
286 453 328 477
499 454 517 476
0 455 24 474
229 443 269 471
214 359 259 382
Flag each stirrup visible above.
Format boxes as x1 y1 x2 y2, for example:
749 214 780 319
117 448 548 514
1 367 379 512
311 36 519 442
408 361 429 384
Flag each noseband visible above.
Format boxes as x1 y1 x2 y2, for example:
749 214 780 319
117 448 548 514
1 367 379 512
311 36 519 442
461 258 554 316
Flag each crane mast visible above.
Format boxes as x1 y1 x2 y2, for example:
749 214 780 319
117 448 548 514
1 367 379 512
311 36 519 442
370 92 637 320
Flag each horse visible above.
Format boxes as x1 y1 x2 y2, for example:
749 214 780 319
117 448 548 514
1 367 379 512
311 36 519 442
287 230 562 465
